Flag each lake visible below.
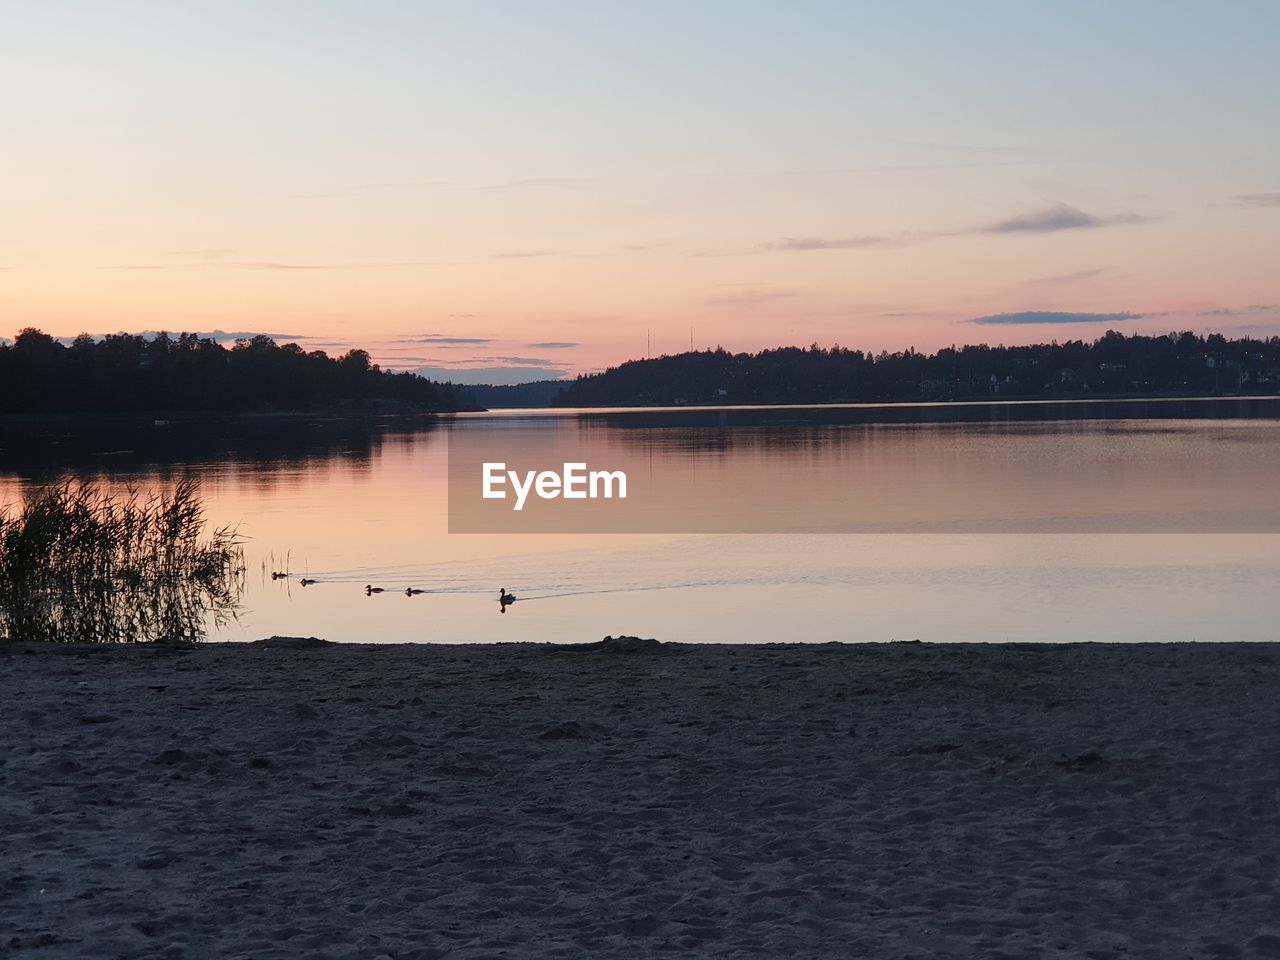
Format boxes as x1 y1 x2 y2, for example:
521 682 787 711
2 398 1279 644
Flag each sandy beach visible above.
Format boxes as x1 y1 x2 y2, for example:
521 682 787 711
3 638 1279 959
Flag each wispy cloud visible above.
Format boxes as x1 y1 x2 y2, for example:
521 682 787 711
1229 322 1280 332
106 257 439 271
879 310 959 320
485 356 571 367
1232 193 1280 208
233 261 331 271
492 250 562 259
760 204 1144 256
969 311 1141 325
168 248 238 260
704 287 799 306
402 335 494 345
981 203 1147 234
527 341 578 349
410 354 568 370
1194 303 1277 317
58 328 310 343
761 235 891 252
1020 268 1107 287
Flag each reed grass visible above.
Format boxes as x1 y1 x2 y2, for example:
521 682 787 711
0 478 244 643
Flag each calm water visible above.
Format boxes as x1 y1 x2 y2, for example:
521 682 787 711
3 399 1279 644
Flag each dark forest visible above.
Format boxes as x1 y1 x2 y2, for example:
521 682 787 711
555 330 1280 407
0 329 466 413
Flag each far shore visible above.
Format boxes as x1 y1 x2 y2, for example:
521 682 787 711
3 638 1278 958
4 391 1280 422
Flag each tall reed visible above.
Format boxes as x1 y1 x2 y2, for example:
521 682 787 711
0 478 244 643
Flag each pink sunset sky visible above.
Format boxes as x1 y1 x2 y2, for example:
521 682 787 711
2 3 1277 384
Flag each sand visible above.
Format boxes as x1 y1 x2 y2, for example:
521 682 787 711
3 638 1279 959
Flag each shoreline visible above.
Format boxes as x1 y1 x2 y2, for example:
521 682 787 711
4 639 1279 957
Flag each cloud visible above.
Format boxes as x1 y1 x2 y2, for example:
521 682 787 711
486 356 570 367
402 335 494 345
761 235 890 252
981 203 1147 234
493 250 561 259
1232 193 1280 208
879 310 958 319
969 311 1141 325
232 261 330 270
526 341 578 349
411 355 568 370
1195 303 1277 317
105 260 430 271
168 248 239 260
106 249 441 271
51 329 310 344
757 203 1146 257
1229 322 1280 332
1020 268 1107 287
704 287 798 306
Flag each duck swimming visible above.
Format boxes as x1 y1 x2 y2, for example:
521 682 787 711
405 587 425 596
271 571 288 580
300 578 316 587
365 585 385 595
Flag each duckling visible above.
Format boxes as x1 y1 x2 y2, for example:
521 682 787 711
300 578 316 587
405 587 425 596
365 584 385 595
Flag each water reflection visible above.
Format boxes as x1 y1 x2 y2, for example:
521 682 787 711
0 414 444 484
1 401 1278 644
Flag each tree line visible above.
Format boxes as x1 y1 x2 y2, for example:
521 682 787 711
554 330 1280 407
0 329 467 414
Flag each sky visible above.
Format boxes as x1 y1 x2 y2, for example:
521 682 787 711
2 1 1278 383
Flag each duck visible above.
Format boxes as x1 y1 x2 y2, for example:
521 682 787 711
405 587 425 596
270 571 288 580
365 584 385 595
300 578 316 587
498 587 517 605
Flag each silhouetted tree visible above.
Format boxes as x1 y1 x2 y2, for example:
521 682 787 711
0 330 466 414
